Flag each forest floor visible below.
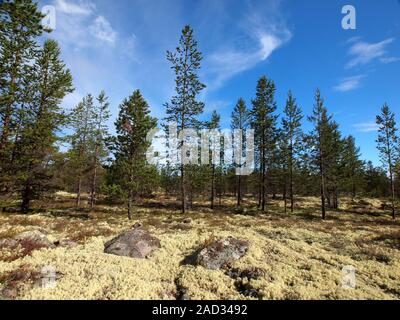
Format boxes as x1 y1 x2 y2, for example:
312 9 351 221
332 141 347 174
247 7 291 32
0 193 399 300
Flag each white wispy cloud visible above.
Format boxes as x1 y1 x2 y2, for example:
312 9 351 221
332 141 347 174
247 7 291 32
346 38 395 68
380 56 400 64
90 16 117 45
55 0 94 16
52 0 117 48
353 122 379 133
334 75 364 92
205 2 292 89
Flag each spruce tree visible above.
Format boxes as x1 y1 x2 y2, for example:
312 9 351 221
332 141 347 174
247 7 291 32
111 90 157 219
376 103 397 219
281 91 303 213
251 76 278 212
0 0 46 190
231 98 250 207
15 39 73 212
164 25 205 214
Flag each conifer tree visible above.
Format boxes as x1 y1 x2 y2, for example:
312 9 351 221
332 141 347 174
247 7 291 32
111 90 157 219
342 135 363 200
89 91 110 208
281 91 303 213
15 39 73 212
207 110 220 210
164 25 205 214
251 76 278 212
231 98 250 207
308 89 334 219
69 94 95 207
376 103 397 219
0 0 46 189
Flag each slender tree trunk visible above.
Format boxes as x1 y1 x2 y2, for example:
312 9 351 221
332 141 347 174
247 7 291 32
283 176 287 214
76 176 82 207
180 163 186 214
386 130 396 219
320 171 326 219
261 156 266 212
89 145 99 208
389 169 395 219
21 181 32 214
258 166 262 208
290 161 294 213
128 190 133 220
237 175 241 207
211 164 215 209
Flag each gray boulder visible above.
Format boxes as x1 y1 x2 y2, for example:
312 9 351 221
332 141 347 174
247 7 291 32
104 226 161 259
14 231 55 249
195 237 250 270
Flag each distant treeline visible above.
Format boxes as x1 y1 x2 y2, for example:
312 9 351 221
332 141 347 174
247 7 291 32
0 0 398 219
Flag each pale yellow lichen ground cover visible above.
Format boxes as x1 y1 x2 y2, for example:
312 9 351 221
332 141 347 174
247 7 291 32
0 196 399 300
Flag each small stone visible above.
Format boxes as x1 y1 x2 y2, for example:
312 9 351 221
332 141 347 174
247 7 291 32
14 231 55 249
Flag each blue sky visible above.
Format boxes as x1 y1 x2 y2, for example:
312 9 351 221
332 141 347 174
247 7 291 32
38 0 400 165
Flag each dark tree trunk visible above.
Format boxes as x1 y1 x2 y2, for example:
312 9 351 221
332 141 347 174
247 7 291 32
237 175 241 207
76 177 82 207
290 158 294 213
21 182 32 214
211 164 215 209
180 163 186 214
89 145 99 208
283 177 287 214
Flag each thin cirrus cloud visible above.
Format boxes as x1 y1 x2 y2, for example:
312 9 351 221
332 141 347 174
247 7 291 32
52 0 117 47
55 0 94 16
90 16 117 45
353 122 379 133
333 75 364 92
206 23 291 89
346 38 396 69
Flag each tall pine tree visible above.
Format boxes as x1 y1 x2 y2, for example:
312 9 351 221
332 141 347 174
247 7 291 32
164 25 205 214
376 103 397 219
89 91 110 208
281 91 303 213
231 98 250 207
251 76 278 212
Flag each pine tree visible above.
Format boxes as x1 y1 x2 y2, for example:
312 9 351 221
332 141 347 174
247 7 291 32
308 89 338 219
0 0 46 190
164 25 205 214
69 94 96 207
206 110 220 210
376 103 397 219
342 135 364 200
89 91 110 208
281 91 303 213
14 39 73 212
251 76 278 212
111 90 157 220
231 98 250 207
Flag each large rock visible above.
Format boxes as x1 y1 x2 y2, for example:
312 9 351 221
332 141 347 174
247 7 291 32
14 231 55 249
195 237 250 270
104 226 161 259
